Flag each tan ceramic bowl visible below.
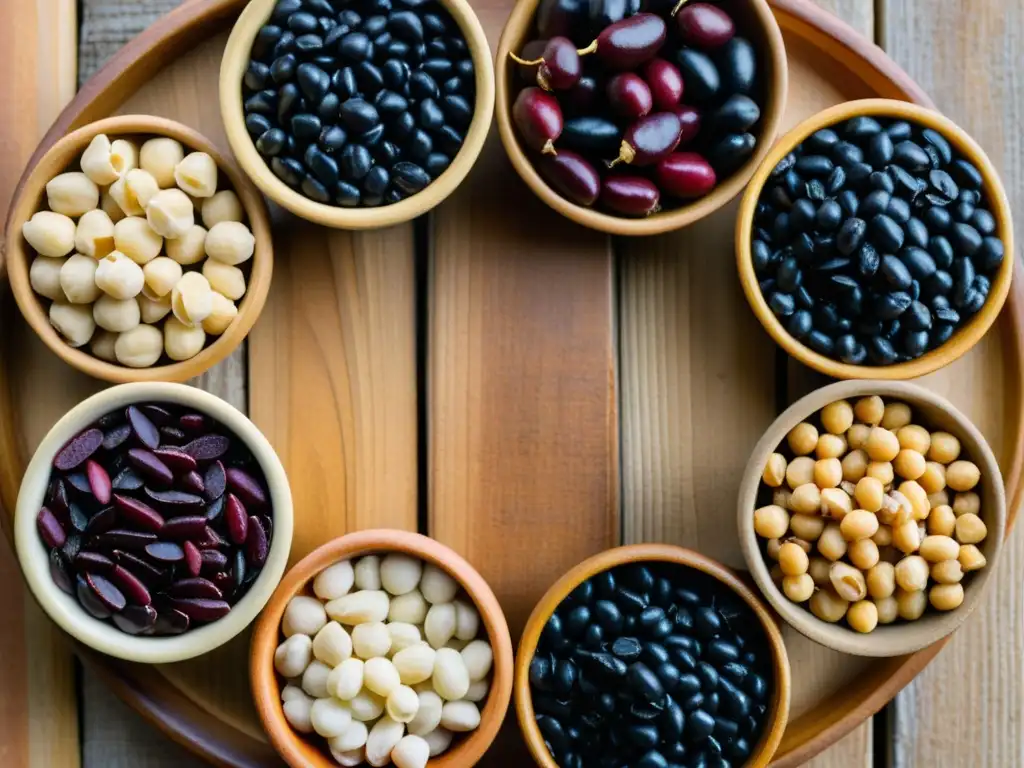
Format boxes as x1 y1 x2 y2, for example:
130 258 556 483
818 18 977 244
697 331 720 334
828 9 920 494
515 544 791 768
250 529 514 767
737 380 1006 657
14 382 293 663
5 115 273 384
220 0 495 230
736 99 1015 379
496 0 788 236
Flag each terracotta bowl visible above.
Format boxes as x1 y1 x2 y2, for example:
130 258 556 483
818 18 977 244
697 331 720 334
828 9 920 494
496 0 788 236
250 529 514 767
220 0 495 230
515 544 791 768
736 98 1015 379
14 382 294 664
5 114 273 384
737 379 1006 657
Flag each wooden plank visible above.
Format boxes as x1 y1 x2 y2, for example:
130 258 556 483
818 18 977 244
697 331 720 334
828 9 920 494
882 0 1024 764
0 2 80 768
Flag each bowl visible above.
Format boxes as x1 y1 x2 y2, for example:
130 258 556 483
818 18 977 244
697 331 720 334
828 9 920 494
737 379 1006 657
220 0 495 230
496 0 788 236
515 544 791 768
250 529 514 767
14 382 293 664
736 98 1015 379
5 114 273 384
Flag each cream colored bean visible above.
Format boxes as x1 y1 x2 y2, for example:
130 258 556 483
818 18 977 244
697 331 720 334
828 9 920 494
420 565 459 605
81 134 120 185
454 600 480 641
90 330 117 362
74 209 115 259
895 555 929 592
854 395 884 425
892 519 922 555
840 509 878 541
314 560 354 600
953 491 981 517
893 449 926 481
841 449 868 483
355 555 383 590
330 720 370 753
866 461 894 486
281 683 310 704
762 453 787 487
464 678 490 703
387 685 421 724
142 256 182 299
847 600 878 633
165 224 207 265
393 642 437 685
391 734 430 768
772 488 792 510
301 660 333 699
854 477 884 512
820 488 852 521
928 431 961 463
847 423 871 451
753 505 789 539
865 427 900 462
175 151 218 198
353 621 392 659
808 556 831 587
95 251 144 300
139 137 184 187
30 255 66 300
809 589 849 623
23 211 76 257
407 691 444 736
830 561 867 602
778 541 808 577
330 747 366 767
327 590 391 625
787 422 818 455
782 573 814 603
171 271 213 327
389 590 428 625
460 640 493 682
283 697 314 733
955 513 987 544
919 535 960 562
46 172 99 217
424 603 457 649
202 190 244 227
816 433 847 460
274 634 313 678
790 514 825 541
931 559 964 584
866 562 895 599
202 258 246 300
918 462 947 495
59 254 100 304
896 587 927 620
786 456 815 489
877 491 912 527
147 188 194 238
440 700 481 733
927 505 956 537
109 139 138 177
881 402 912 430
929 583 964 611
202 293 237 336
788 485 820 517
109 175 144 216
381 554 424 596
114 324 162 368
928 489 950 509
423 728 453 757
896 424 931 454
205 220 255 265
821 399 854 434
364 657 402 697
313 621 353 667
93 295 140 333
100 188 126 223
366 716 406 768
113 216 163 265
848 538 880 570
872 524 893 547
328 658 365 701
311 697 353 738
899 480 930 521
817 523 848 561
946 460 981 492
282 594 327 637
812 458 841 489
432 647 470 700
125 169 160 209
875 595 899 624
388 623 423 655
348 689 385 722
958 544 987 572
138 293 171 324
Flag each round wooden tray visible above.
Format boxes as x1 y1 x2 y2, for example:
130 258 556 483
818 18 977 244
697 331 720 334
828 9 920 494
0 0 1020 765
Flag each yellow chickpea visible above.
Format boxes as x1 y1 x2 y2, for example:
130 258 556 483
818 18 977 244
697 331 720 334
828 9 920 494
877 491 911 527
783 573 815 603
927 505 956 537
867 461 895 486
854 477 884 512
929 583 965 611
790 514 826 541
847 423 871 451
958 544 987 572
830 561 867 602
787 422 819 456
919 535 960 562
896 424 931 454
931 559 964 584
762 452 787 487
928 489 950 509
808 556 832 587
790 483 822 515
779 542 810 577
810 588 849 623
899 480 930 521
866 427 900 462
952 491 981 517
754 505 790 539
814 458 842 489
946 460 981 492
841 449 869 483
893 449 926 481
954 513 987 545
895 555 930 591
849 538 880 570
821 488 853 521
840 509 879 541
766 538 782 560
918 462 947 494
866 562 896 599
928 432 961 464
872 524 893 547
817 523 848 561
881 402 912 430
892 519 922 554
786 456 816 490
896 587 928 620
816 433 847 460
854 395 884 425
821 400 854 435
875 595 899 624
847 600 879 633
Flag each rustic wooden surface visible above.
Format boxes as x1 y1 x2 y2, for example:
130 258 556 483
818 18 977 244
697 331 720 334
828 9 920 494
1 0 1019 765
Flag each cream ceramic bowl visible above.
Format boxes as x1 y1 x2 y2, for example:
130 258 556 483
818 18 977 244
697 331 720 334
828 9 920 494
14 382 293 664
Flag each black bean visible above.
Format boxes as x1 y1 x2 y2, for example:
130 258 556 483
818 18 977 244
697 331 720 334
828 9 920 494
951 158 983 189
271 156 305 186
295 33 324 54
707 133 756 173
271 53 298 83
324 24 349 49
628 662 666 703
271 0 302 23
887 196 911 224
837 190 859 217
675 48 720 102
276 82 301 121
787 309 812 339
252 25 283 60
950 222 982 256
382 58 409 89
845 115 882 138
903 300 932 331
832 140 864 166
356 60 385 92
687 709 716 741
405 128 432 160
339 99 379 132
335 143 371 181
880 255 913 290
807 330 834 355
870 213 904 252
628 723 661 749
300 175 330 202
256 128 287 157
794 155 833 177
334 180 361 206
876 291 912 319
923 270 954 299
319 125 347 153
923 205 952 232
435 124 463 156
788 198 814 232
287 11 318 34
291 112 322 142
417 97 445 131
860 190 891 219
711 94 760 133
815 200 842 231
951 257 976 307
807 128 839 151
802 179 824 203
636 751 669 768
304 144 340 186
243 90 275 117
976 236 1005 272
769 292 795 317
442 94 472 128
339 31 373 62
971 208 997 236
245 113 272 138
442 75 465 95
847 161 873 186
919 128 952 164
272 29 296 59
317 92 341 122
331 67 357 99
866 130 894 166
776 257 801 292
892 140 931 171
386 39 411 59
836 334 866 363
375 89 408 120
906 217 929 249
554 659 577 696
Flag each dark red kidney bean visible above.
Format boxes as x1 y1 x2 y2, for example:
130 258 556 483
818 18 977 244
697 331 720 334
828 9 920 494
225 495 250 546
159 426 188 446
140 405 172 426
246 516 269 568
512 36 582 91
97 529 158 551
656 152 717 198
610 112 682 167
515 39 548 81
54 428 103 471
513 86 563 154
200 549 229 576
86 460 112 505
128 449 174 487
212 571 234 594
110 565 152 606
676 2 735 49
673 104 702 146
101 424 132 451
563 74 601 113
196 526 229 550
180 471 206 496
77 577 113 619
49 550 74 594
111 467 144 492
538 150 602 206
206 495 226 523
153 609 190 635
580 13 666 71
182 434 231 462
144 488 205 513
170 598 232 623
75 551 114 573
183 541 202 578
38 507 67 548
203 461 227 501
600 176 661 216
606 72 652 119
161 516 210 542
225 468 268 508
169 577 224 600
178 413 206 434
113 605 158 635
144 540 186 563
126 406 160 450
113 494 165 533
643 58 684 110
153 447 198 475
115 550 167 584
86 573 127 612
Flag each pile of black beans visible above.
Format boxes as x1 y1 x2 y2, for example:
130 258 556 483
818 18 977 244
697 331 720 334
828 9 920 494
243 0 476 207
751 115 1005 365
529 562 774 768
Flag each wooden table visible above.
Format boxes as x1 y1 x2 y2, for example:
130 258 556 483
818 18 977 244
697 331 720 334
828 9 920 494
0 0 1020 766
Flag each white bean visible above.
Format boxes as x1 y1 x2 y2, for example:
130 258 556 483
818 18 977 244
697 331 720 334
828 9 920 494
46 172 99 217
201 292 237 336
328 658 364 701
142 256 183 299
23 211 76 257
423 727 453 757
440 700 481 732
163 316 205 361
80 134 120 185
100 188 126 223
312 621 352 667
138 293 171 324
424 603 456 649
90 330 117 362
314 560 355 600
310 697 352 738
95 251 144 300
202 258 246 300
366 716 405 767
352 621 392 659
391 734 430 768
74 209 115 259
60 254 100 304
326 590 390 625
348 689 385 722
388 590 428 625
205 220 255 265
92 295 139 334
282 595 328 637
301 660 333 699
354 555 382 590
364 657 402 697
407 691 443 736
386 685 420 723
454 599 480 641
175 151 218 198
165 224 206 265
147 188 194 239
274 634 313 678
139 137 184 188
115 324 163 368
283 697 314 734
420 564 459 604
30 255 66 300
432 647 470 701
392 642 436 685
109 175 144 216
201 190 244 227
109 139 138 177
329 720 369 753
125 169 160 209
380 553 423 596
460 640 493 682
387 622 422 655
329 747 365 767
281 683 309 704
113 216 162 265
464 678 490 703
171 271 214 327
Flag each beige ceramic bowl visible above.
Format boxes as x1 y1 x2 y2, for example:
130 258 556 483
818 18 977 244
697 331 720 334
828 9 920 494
5 115 273 384
496 0 788 236
737 379 1005 657
515 544 791 768
14 382 293 664
736 99 1015 380
250 529 514 768
220 0 495 229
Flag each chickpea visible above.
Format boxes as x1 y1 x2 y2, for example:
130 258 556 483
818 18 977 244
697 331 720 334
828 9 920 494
95 251 145 300
854 477 884 512
808 557 832 586
830 561 867 602
164 315 206 361
785 537 812 554
946 460 980 492
782 573 814 603
30 255 66 300
205 221 255 265
931 559 964 584
872 524 893 547
23 211 76 257
928 489 950 509
109 174 145 216
201 190 244 228
810 588 849 623
762 453 787 487
821 399 854 434
918 462 947 495
866 461 894 486
138 293 172 324
840 509 879 541
754 505 789 539
927 505 956 537
847 600 878 633
866 427 900 462
866 562 896 599
877 491 911 526
80 134 120 186
928 432 961 463
59 254 101 304
171 271 214 327
166 224 207 266
142 257 184 299
202 259 246 301
115 324 163 368
817 523 848 561
90 330 117 362
786 456 815 490
114 216 163 265
110 139 138 177
929 583 964 611
849 538 880 570
49 302 95 347
202 292 238 336
875 596 899 625
900 481 931 521
892 519 921 555
139 137 185 187
175 151 218 198
790 483 821 515
958 544 987 572
847 423 871 451
93 294 140 333
772 488 793 510
881 402 912 430
816 433 847 460
100 188 126 223
895 555 929 592
790 514 825 541
854 395 884 425
841 449 869 483
125 169 160 209
954 513 987 545
919 535 960 562
148 188 195 239
75 209 115 259
896 424 931 454
952 491 981 517
46 172 100 217
811 458 840 489
893 449 926 481
787 422 819 455
766 538 782 560
821 487 853 521
895 588 927 621
779 542 809 576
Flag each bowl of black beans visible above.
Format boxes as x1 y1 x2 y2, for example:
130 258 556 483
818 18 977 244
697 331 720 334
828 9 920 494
515 544 791 768
737 98 1014 379
220 0 494 229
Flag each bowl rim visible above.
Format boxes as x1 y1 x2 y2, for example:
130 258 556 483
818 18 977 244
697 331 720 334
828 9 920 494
4 114 274 384
249 529 514 768
494 0 790 236
735 98 1016 379
736 379 1007 657
219 0 496 230
14 382 294 664
513 543 792 768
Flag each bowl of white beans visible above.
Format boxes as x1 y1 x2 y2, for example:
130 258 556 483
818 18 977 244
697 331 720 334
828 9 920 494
737 379 1006 657
5 114 272 383
250 529 514 768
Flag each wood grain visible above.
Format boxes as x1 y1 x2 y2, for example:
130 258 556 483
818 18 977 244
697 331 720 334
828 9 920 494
882 0 1024 764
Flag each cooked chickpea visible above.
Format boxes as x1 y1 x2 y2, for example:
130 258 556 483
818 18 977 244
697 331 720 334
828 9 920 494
816 433 847 460
929 583 964 611
928 489 950 509
754 504 789 539
139 137 185 188
847 423 871 451
147 188 195 239
946 460 980 492
808 556 831 586
881 402 912 430
59 254 101 304
866 561 896 599
202 258 246 300
205 220 255 265
114 216 163 265
80 134 120 185
778 541 809 576
109 174 145 216
931 559 963 584
115 324 163 368
821 399 854 434
762 453 787 487
841 449 868 483
865 427 900 462
954 513 987 544
171 271 214 327
896 424 930 453
918 462 947 495
866 461 894 486
919 535 960 562
138 293 172 324
875 596 898 624
202 292 238 336
809 588 849 623
854 395 884 425
928 432 961 463
783 573 814 602
895 555 929 592
142 256 183 299
786 537 812 554
958 544 987 572
110 139 138 177
49 302 95 347
93 294 140 333
877 491 910 526
896 588 927 620
790 483 821 514
787 422 818 455
46 172 100 217
953 491 980 517
95 251 145 300
840 509 879 541
164 315 206 360
23 211 76 257
817 523 848 561
821 487 852 521
849 538 880 570
790 514 825 541
893 449 926 481
872 524 893 547
166 224 207 265
927 505 956 537
847 600 878 633
772 488 793 510
854 477 884 512
900 480 931 521
29 255 66 300
100 188 126 223
892 519 921 555
785 456 815 490
766 538 781 560
175 151 218 197
88 331 117 363
201 190 244 227
74 209 115 259
813 458 842 489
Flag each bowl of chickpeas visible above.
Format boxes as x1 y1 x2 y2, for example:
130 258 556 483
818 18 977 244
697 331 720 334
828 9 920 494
6 114 272 383
737 380 1005 657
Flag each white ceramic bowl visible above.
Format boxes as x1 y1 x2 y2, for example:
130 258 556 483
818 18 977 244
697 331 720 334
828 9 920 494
14 382 293 663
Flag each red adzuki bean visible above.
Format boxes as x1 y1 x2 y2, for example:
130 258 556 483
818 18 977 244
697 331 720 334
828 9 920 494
606 73 653 119
609 112 683 167
513 87 563 155
579 13 667 71
113 494 165 533
538 150 602 206
600 176 661 216
643 58 684 110
225 494 249 546
656 152 718 198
